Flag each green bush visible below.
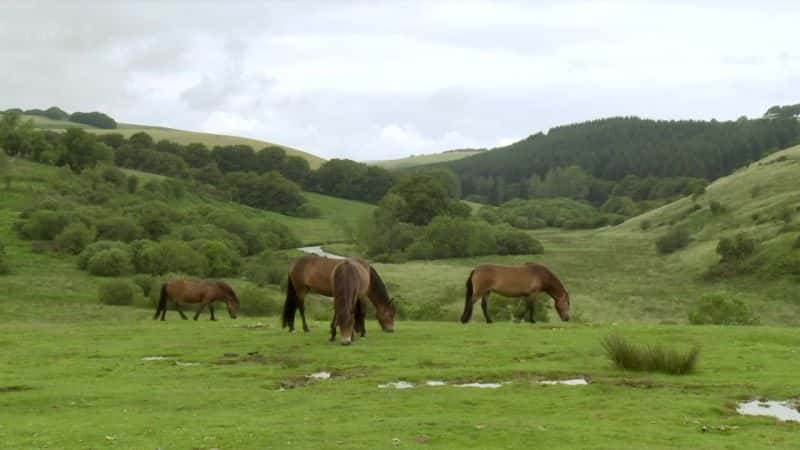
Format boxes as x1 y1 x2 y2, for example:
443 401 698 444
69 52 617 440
243 251 290 287
407 217 496 259
655 227 690 255
78 241 131 270
96 216 144 243
189 239 240 277
87 248 133 276
639 219 651 231
716 234 755 262
135 240 208 275
688 294 759 325
132 274 157 297
501 198 603 229
293 203 322 218
495 228 544 255
98 280 138 306
238 285 284 317
55 222 95 254
709 200 727 216
19 210 70 240
601 334 699 375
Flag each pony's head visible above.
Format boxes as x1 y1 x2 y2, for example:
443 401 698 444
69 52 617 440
218 282 240 319
376 298 396 332
368 266 395 332
554 291 570 322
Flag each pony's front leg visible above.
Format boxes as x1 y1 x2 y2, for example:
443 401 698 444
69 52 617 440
193 304 207 321
208 304 216 321
480 294 493 323
355 298 367 337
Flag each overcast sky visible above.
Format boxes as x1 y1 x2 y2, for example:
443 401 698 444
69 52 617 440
1 1 798 160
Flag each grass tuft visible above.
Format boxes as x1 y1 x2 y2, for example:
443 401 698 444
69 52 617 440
601 333 699 375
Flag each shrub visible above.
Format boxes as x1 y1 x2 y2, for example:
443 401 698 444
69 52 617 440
293 203 322 218
495 228 544 255
189 239 241 277
55 222 95 254
87 248 133 276
135 240 208 275
709 200 727 216
78 241 131 270
639 219 651 231
688 294 759 325
132 274 157 297
409 217 496 259
406 299 449 321
716 234 755 262
601 334 699 375
98 280 137 306
243 251 290 287
655 227 690 255
18 210 70 240
238 285 283 317
96 216 144 243
794 235 800 249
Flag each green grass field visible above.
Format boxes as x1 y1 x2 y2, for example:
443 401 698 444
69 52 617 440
22 115 325 169
368 150 485 170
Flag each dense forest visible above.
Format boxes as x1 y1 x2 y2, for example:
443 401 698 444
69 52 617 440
437 116 800 205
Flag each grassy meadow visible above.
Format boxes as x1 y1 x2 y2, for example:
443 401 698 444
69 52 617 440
2 146 800 447
23 114 325 169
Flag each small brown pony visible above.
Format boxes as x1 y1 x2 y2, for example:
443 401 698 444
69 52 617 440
153 279 240 321
461 263 570 324
282 255 395 335
329 260 369 345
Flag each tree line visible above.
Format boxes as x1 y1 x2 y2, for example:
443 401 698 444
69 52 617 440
4 106 117 129
436 116 799 205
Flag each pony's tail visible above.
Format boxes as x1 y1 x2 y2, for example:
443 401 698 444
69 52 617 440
282 276 298 329
461 270 475 323
153 283 168 320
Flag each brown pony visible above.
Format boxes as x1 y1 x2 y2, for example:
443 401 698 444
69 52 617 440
461 263 570 324
153 279 240 321
282 255 395 334
329 260 370 345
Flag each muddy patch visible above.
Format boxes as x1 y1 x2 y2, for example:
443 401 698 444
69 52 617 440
214 353 305 368
737 400 800 422
0 385 33 393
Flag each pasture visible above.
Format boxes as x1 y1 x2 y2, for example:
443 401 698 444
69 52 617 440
2 310 799 449
368 150 485 170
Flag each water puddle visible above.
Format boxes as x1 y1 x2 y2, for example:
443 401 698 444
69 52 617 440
175 361 201 366
454 382 504 389
378 381 415 389
141 356 168 361
297 246 345 259
425 380 447 386
538 378 588 386
308 371 332 380
737 400 800 422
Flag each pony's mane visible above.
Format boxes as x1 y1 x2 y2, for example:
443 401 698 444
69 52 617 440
368 266 392 306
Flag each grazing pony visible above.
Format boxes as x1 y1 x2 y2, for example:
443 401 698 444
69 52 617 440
282 255 395 335
329 260 370 345
461 263 570 324
153 279 240 321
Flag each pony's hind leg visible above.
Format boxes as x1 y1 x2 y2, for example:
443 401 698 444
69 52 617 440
298 298 310 332
193 304 206 321
480 294 493 324
525 296 536 323
175 304 188 320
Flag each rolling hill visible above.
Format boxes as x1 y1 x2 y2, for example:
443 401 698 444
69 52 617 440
22 114 326 169
368 149 485 170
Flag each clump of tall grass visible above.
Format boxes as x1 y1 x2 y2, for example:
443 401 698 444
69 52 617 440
601 334 699 375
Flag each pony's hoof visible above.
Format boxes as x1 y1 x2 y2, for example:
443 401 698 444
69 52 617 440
486 320 493 324
211 318 217 321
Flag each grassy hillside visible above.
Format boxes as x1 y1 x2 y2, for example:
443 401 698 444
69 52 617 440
22 114 326 169
368 149 485 170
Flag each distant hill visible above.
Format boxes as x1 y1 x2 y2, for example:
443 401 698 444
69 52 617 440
368 149 485 170
21 114 325 169
429 116 800 204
